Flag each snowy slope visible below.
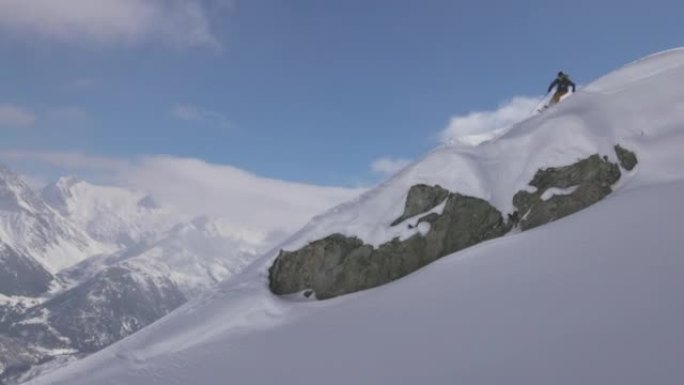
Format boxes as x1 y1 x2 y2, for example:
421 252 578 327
278 49 684 250
28 183 684 385
0 167 109 273
28 48 684 385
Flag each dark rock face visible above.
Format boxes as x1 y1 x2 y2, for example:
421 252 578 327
0 242 53 297
270 150 638 301
1 265 187 383
270 187 508 299
615 144 638 171
0 336 48 384
513 154 622 230
390 184 450 226
10 265 187 354
53 266 184 352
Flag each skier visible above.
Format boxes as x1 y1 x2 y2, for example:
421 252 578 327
547 71 576 107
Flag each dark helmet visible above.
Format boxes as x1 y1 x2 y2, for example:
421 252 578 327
558 71 566 77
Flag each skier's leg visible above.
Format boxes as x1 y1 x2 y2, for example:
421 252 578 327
549 91 565 106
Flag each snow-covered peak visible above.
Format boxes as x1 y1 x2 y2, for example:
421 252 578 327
60 215 267 299
0 167 108 273
41 179 182 248
0 164 50 214
40 176 82 215
118 216 264 296
54 176 82 190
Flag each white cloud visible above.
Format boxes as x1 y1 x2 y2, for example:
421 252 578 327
0 150 363 239
171 103 231 128
0 0 228 48
0 104 91 128
49 106 91 123
0 104 36 127
371 157 412 175
171 104 203 121
440 96 540 146
122 156 362 235
0 150 129 171
68 77 96 89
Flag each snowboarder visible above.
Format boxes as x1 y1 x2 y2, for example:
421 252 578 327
547 71 576 107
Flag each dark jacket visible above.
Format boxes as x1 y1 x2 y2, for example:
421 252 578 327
548 75 576 93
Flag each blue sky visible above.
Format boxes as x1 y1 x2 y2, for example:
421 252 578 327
1 0 683 187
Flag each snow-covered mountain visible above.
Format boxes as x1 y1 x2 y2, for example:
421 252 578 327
62 216 268 297
0 161 361 384
37 177 268 296
112 217 267 296
41 177 181 248
27 48 684 385
1 216 259 384
0 167 109 274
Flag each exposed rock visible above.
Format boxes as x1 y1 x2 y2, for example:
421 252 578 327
270 192 508 299
0 242 53 297
390 184 450 226
11 265 186 353
0 336 47 384
513 154 622 230
271 149 638 301
615 144 638 171
0 306 13 327
1 264 188 383
525 154 620 191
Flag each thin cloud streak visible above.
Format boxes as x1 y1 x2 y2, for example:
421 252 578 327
0 104 36 127
171 103 232 128
0 0 229 49
0 150 130 172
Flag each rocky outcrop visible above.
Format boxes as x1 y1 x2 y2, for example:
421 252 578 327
270 149 638 301
270 187 508 299
615 145 638 171
390 184 450 226
512 154 622 230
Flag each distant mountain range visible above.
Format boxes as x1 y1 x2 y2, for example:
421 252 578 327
0 165 358 384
